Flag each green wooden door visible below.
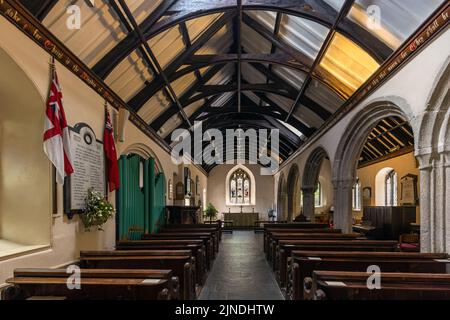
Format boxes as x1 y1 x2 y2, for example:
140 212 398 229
152 172 166 233
117 155 146 240
117 155 166 239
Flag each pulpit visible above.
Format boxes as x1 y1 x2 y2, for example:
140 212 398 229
223 212 259 228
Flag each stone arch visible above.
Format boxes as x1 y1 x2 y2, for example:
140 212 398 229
333 100 412 233
121 143 164 174
277 173 287 221
416 58 450 253
286 164 300 221
302 147 329 219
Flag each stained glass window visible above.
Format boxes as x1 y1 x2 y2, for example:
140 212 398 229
229 169 251 205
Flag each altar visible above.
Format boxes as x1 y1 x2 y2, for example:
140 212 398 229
223 212 259 228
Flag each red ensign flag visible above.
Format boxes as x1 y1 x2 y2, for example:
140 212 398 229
43 60 74 184
104 107 120 192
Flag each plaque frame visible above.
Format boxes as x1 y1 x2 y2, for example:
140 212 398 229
64 123 106 219
175 182 185 200
400 174 419 206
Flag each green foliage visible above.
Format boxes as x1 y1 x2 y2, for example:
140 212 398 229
203 203 218 222
81 188 115 232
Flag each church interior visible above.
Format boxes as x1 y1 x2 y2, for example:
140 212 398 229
0 0 449 303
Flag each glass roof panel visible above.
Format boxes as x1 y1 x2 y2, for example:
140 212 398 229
317 32 380 98
323 0 347 12
272 64 307 91
345 0 445 50
305 79 345 113
278 14 329 65
245 10 277 33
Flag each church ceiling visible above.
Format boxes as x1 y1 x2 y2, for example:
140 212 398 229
18 0 445 171
359 116 415 167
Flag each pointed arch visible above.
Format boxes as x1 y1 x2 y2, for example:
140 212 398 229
286 164 300 221
332 99 413 232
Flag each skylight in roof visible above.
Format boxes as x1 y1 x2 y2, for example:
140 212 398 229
278 14 329 65
346 0 445 50
318 32 380 98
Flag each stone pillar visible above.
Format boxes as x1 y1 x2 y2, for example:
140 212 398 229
417 154 433 252
417 152 450 253
302 186 315 219
332 179 353 233
434 154 446 253
443 152 450 253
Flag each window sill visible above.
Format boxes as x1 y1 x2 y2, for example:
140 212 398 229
0 239 50 261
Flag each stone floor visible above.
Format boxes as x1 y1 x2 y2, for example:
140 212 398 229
198 231 284 300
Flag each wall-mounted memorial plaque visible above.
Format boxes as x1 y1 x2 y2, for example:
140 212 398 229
64 123 106 218
400 174 418 206
175 182 184 200
363 187 372 207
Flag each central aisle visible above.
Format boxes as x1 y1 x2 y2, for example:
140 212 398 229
198 231 284 300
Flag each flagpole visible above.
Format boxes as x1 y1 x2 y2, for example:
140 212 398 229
104 100 109 199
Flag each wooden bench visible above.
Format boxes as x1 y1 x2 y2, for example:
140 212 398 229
263 223 330 252
165 224 222 241
277 240 399 288
80 249 205 286
157 229 220 253
2 269 173 300
79 254 195 300
142 233 215 260
268 233 362 265
117 239 212 271
264 229 341 253
292 252 449 300
311 271 450 300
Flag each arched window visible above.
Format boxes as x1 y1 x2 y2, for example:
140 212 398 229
352 178 362 211
195 176 200 195
314 182 322 207
385 170 398 206
184 167 191 196
229 169 251 204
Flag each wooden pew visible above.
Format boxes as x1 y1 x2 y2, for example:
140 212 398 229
158 229 220 253
3 268 174 300
79 254 195 300
277 240 399 288
268 233 362 265
263 223 330 252
292 252 449 300
264 229 341 254
311 271 450 300
263 223 330 229
117 239 211 271
80 249 205 286
165 224 222 241
142 233 215 260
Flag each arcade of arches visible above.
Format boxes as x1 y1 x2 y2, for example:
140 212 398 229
0 0 449 301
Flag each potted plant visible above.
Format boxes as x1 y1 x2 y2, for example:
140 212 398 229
203 203 218 223
81 188 115 231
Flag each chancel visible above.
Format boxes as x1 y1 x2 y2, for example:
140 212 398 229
0 0 449 305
